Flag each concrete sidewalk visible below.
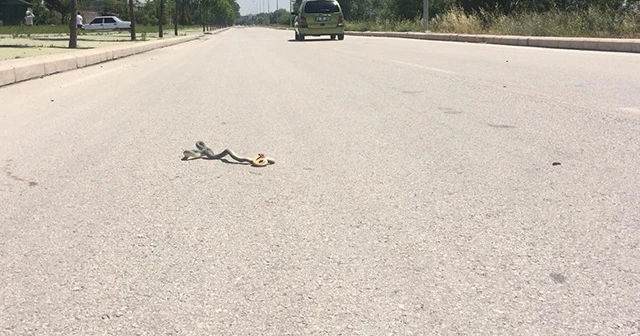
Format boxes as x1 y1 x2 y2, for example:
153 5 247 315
0 27 229 88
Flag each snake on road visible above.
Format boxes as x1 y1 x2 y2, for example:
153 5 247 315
182 141 275 167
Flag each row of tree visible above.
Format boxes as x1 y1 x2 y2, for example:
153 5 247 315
235 9 291 26
44 0 240 47
280 0 639 22
29 0 239 27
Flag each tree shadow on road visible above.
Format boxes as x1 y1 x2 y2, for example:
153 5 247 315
31 37 130 42
0 44 94 49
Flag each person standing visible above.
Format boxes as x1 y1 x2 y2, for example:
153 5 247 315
24 10 35 26
76 12 83 29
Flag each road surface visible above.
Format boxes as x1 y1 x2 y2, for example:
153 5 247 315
1 27 639 335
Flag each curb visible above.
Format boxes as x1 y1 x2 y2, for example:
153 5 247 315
345 31 640 53
0 27 230 88
270 27 640 54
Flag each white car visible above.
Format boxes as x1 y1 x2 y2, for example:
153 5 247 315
83 16 131 31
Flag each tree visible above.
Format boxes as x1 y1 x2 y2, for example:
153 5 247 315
230 0 240 18
174 0 179 35
101 0 127 16
44 0 71 24
32 2 58 25
159 0 164 37
385 0 423 19
272 8 290 24
129 0 136 40
69 0 77 48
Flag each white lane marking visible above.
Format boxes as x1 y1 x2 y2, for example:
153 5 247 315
391 60 456 74
619 107 640 114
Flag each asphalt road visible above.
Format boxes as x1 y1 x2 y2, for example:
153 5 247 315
1 27 639 335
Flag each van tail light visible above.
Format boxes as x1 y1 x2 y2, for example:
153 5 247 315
338 16 344 24
300 16 307 25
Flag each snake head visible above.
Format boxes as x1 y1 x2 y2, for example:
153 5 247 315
195 141 208 151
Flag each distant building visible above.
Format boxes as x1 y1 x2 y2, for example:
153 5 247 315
1 0 32 25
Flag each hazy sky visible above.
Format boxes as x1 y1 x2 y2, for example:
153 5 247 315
238 0 291 15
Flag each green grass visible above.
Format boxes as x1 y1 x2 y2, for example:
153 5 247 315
0 24 212 60
432 7 640 38
346 19 422 33
0 24 205 36
345 7 640 38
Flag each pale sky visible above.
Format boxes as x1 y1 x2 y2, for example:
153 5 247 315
238 0 292 15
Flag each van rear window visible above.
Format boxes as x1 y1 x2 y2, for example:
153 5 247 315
304 1 340 13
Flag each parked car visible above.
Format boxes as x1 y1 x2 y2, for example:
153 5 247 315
292 0 345 41
83 16 131 31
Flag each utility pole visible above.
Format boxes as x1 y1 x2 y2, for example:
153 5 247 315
422 0 429 32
